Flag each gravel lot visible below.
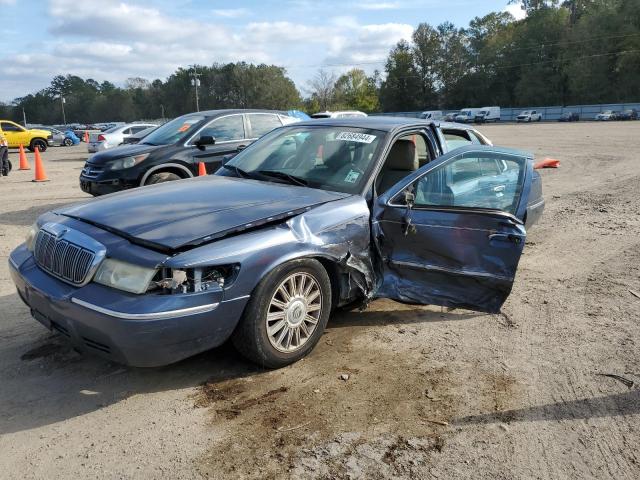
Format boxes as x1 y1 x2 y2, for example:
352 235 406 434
1 122 639 479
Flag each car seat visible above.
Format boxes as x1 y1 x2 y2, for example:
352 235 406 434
376 139 417 194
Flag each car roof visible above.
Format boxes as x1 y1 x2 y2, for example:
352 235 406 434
183 109 285 119
293 116 479 133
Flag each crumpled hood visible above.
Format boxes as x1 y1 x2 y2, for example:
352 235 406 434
57 175 349 251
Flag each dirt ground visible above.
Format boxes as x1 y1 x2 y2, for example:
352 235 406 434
1 122 639 479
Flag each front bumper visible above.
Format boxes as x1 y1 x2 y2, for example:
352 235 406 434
9 245 249 367
79 176 138 195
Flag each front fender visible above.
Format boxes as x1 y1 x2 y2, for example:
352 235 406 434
164 196 375 302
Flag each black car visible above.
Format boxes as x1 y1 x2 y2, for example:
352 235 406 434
617 109 638 120
79 109 298 196
558 112 579 122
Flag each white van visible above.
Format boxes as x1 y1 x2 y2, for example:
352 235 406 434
476 106 501 123
419 110 443 121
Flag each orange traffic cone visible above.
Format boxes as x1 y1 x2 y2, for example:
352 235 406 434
18 144 30 170
534 158 560 169
83 131 89 143
198 162 207 176
32 147 49 182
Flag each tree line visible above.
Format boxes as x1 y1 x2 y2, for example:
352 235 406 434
2 0 638 124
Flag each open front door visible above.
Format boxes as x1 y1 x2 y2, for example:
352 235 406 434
373 145 533 313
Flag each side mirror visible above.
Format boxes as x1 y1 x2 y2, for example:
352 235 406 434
195 135 215 150
221 154 235 165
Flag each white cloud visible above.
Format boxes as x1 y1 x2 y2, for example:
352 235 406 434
0 0 414 101
358 2 402 10
504 2 527 20
0 0 16 5
212 8 249 18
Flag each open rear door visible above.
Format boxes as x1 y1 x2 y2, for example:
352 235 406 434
373 145 533 313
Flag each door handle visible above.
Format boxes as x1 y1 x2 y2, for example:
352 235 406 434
493 185 505 193
489 233 522 244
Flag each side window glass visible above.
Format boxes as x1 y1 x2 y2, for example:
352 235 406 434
199 115 245 142
122 128 132 135
2 122 21 132
412 151 526 215
248 114 282 137
443 130 472 150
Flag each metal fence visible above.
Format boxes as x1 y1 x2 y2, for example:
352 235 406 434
372 102 640 122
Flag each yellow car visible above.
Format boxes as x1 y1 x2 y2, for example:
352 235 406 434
0 120 53 152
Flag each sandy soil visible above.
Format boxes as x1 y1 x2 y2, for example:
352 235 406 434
0 122 639 479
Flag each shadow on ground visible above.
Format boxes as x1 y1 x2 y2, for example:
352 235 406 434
0 201 85 226
0 295 479 435
453 387 640 425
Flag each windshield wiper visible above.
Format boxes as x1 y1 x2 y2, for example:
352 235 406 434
222 163 254 179
257 170 309 187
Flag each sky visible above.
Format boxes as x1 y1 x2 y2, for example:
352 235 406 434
0 0 525 102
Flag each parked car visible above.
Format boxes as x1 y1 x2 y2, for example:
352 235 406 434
80 110 300 196
88 123 157 153
616 109 638 120
419 111 443 121
516 110 542 122
0 120 53 151
454 108 484 123
41 127 81 146
558 112 580 122
12 117 544 368
474 106 501 123
444 111 460 122
311 111 367 119
119 125 158 146
595 110 618 121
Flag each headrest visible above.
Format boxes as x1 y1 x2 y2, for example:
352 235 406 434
386 140 417 171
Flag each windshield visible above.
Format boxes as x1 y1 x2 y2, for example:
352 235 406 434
141 115 205 146
521 111 531 115
224 126 384 194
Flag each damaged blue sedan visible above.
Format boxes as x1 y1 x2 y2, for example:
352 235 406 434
9 118 543 368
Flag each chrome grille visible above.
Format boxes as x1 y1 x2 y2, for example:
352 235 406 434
34 229 97 285
81 163 104 179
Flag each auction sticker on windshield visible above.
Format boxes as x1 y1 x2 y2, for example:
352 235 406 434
336 132 376 143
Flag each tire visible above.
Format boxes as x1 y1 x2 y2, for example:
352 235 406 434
29 138 47 152
63 138 73 147
232 258 332 368
145 171 181 185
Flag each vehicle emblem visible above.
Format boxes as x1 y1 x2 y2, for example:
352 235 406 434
55 228 69 239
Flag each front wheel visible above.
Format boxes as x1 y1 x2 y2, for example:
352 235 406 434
29 138 47 152
63 138 73 146
145 171 181 185
232 259 332 368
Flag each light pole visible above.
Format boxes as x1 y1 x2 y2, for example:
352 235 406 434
22 108 27 127
160 104 165 122
60 96 67 125
190 67 201 112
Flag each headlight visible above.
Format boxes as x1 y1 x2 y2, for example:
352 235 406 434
94 258 157 294
106 153 149 171
25 223 40 251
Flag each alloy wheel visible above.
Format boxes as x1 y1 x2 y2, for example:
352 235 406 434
266 272 322 353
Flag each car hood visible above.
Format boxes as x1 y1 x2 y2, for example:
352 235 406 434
88 143 163 164
56 175 350 251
